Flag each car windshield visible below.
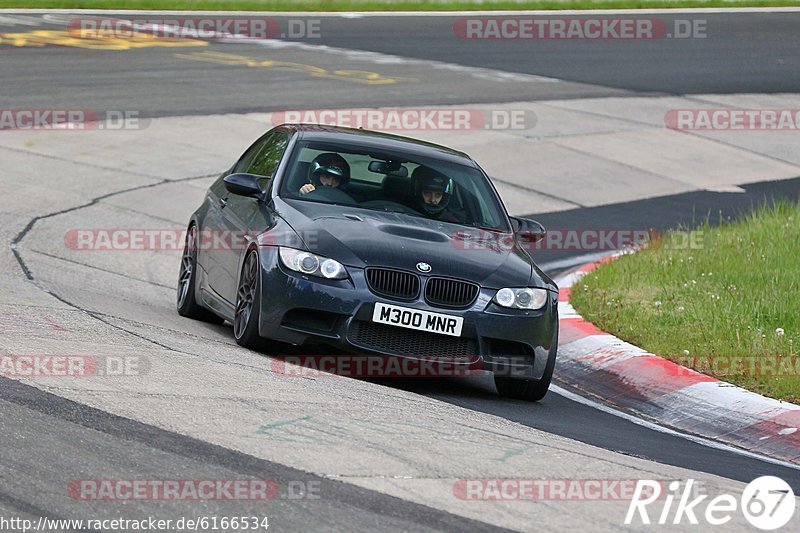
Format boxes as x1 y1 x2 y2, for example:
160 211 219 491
279 140 511 231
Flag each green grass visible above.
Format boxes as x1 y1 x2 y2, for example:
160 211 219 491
570 201 800 403
0 0 798 11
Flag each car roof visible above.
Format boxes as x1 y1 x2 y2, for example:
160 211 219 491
281 123 478 167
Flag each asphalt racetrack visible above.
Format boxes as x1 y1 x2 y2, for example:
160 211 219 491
1 9 800 532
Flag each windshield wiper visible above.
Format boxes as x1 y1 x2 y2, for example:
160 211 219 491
465 222 505 233
360 205 424 218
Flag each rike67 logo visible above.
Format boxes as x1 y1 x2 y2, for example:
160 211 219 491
626 476 795 530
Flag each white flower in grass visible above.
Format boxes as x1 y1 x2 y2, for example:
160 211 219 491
676 306 685 313
654 301 662 307
776 328 785 336
682 350 690 356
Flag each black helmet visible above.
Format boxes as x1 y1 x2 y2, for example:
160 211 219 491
309 153 350 187
412 166 453 216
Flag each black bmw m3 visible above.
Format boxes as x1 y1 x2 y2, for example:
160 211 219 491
178 124 559 400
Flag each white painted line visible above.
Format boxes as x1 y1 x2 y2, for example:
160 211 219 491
251 39 560 83
554 270 588 290
539 250 612 273
551 384 800 471
3 8 800 16
0 14 47 25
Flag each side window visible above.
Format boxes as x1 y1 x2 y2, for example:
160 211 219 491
233 141 262 174
234 131 289 176
248 132 289 177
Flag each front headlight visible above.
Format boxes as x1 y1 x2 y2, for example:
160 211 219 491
493 287 548 310
279 247 347 280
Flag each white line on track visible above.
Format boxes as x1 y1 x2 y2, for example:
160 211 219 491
3 8 800 15
538 251 613 273
249 38 560 83
551 384 800 471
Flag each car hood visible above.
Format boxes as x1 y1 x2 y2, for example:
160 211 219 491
276 199 546 289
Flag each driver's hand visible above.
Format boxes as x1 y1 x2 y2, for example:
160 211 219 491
299 183 315 195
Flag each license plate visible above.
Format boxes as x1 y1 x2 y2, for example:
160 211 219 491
372 302 463 337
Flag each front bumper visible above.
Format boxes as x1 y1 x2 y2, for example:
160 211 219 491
256 247 558 380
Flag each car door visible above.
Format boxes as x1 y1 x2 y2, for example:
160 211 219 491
201 137 266 306
215 129 290 304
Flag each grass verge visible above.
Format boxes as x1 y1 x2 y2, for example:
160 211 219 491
0 0 799 12
570 201 800 403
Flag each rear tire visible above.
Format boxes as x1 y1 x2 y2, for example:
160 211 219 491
233 250 268 350
177 224 224 324
494 329 558 402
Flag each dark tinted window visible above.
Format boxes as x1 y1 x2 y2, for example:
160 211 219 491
234 131 289 177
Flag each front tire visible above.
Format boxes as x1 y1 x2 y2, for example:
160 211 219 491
233 250 267 350
177 224 224 324
494 329 558 402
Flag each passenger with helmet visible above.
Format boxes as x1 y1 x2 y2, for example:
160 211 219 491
411 165 462 223
299 153 351 195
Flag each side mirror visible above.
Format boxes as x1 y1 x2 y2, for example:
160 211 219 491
224 173 267 200
510 216 546 244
